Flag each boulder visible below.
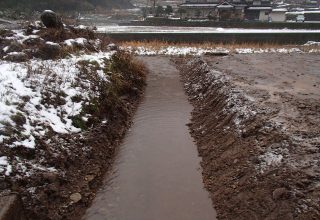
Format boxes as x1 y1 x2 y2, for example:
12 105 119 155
40 10 63 29
70 193 82 203
37 42 63 60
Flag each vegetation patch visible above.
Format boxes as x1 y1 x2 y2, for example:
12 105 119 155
120 40 320 55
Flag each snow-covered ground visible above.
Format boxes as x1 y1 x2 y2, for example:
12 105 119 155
0 52 113 176
121 42 320 56
0 21 146 219
97 25 320 34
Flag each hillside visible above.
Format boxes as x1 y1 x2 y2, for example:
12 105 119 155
0 0 133 12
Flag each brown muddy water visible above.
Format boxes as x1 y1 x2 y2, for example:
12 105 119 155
83 56 216 220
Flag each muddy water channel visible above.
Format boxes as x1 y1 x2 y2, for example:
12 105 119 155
84 57 216 220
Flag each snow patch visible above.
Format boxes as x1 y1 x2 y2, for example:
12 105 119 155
0 156 12 176
304 41 320 46
0 52 113 151
45 41 60 46
123 46 310 56
260 152 283 166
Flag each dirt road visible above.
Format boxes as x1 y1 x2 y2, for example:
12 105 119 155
83 56 217 220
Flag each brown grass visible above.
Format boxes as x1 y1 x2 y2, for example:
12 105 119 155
119 40 320 52
73 51 147 129
37 27 95 43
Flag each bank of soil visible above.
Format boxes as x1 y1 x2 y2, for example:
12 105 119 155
175 53 320 219
0 19 147 219
0 53 147 220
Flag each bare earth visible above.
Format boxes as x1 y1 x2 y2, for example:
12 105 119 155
176 53 320 219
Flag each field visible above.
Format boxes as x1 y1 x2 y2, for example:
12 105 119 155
176 53 320 219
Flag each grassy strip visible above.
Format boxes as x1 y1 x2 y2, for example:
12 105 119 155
119 40 320 52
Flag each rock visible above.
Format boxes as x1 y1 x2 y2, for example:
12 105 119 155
37 42 63 60
85 175 95 182
4 52 28 62
70 192 82 203
40 10 63 29
272 187 290 200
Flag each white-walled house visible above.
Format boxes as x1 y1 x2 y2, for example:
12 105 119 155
269 8 287 22
179 2 218 19
178 0 272 21
246 6 272 21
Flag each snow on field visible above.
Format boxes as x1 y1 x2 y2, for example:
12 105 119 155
0 52 113 175
5 29 41 44
123 46 230 56
64 38 88 47
122 45 319 56
304 41 320 46
97 25 320 34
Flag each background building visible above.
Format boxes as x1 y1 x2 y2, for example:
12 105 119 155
179 0 272 21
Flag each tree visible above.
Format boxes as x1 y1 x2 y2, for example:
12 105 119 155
142 7 148 18
177 8 186 17
0 0 132 12
155 5 164 17
165 5 173 15
195 9 201 18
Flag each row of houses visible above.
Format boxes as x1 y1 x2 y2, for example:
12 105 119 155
178 0 320 21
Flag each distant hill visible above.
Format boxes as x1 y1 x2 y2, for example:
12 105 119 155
0 0 133 12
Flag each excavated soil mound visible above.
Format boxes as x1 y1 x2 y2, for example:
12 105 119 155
175 53 320 220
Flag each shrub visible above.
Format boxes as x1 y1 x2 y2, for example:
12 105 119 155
74 51 147 130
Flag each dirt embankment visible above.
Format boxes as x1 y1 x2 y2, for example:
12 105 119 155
1 54 147 220
0 27 147 219
0 18 148 219
175 53 320 220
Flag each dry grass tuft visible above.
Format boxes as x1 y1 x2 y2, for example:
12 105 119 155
73 51 147 129
37 26 95 43
119 40 320 53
